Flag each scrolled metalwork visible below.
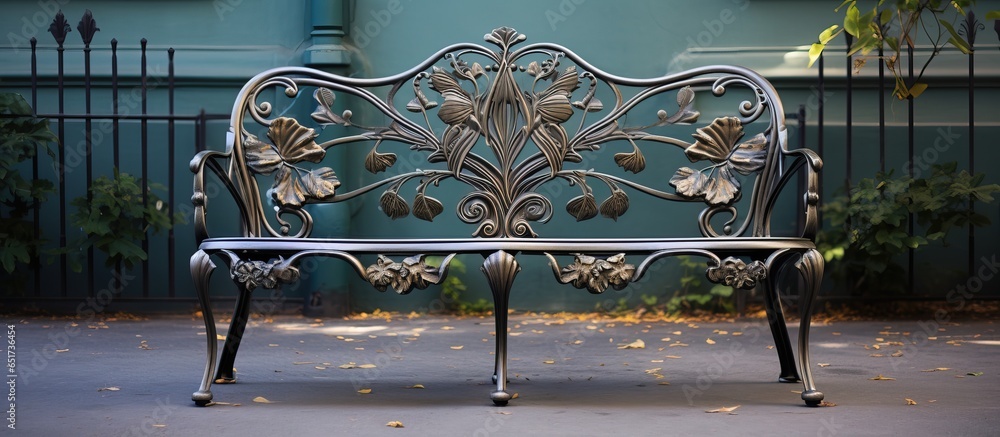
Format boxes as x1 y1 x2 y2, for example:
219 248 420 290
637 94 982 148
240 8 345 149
210 26 808 240
226 253 300 291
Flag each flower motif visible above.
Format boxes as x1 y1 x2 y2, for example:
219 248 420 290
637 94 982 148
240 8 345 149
705 257 767 290
365 255 446 294
231 257 299 291
557 253 635 294
429 68 475 126
669 117 768 205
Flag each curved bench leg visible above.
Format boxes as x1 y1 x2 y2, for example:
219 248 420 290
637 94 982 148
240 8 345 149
191 250 217 406
215 281 252 384
760 256 800 383
482 251 520 406
795 249 824 407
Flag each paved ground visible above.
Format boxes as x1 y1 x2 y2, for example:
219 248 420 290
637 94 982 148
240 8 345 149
3 311 998 436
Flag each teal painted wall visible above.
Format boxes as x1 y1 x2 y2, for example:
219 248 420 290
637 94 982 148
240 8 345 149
2 0 998 313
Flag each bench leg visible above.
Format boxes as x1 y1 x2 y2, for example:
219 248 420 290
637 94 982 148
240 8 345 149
761 257 800 384
214 281 252 383
191 250 217 406
795 249 824 407
482 251 520 406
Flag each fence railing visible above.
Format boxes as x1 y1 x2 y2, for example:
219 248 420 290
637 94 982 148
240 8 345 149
12 10 228 302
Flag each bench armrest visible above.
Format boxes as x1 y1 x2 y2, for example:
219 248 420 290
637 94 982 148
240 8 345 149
190 149 251 244
784 147 823 240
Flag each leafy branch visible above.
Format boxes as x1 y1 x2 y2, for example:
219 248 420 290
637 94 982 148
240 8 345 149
809 0 1000 99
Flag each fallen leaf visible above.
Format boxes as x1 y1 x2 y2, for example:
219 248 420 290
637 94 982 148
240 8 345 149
967 372 984 377
386 421 404 428
509 332 523 337
705 405 740 413
268 344 279 347
660 337 672 342
668 343 688 348
511 393 519 399
766 345 774 350
441 326 455 330
905 398 917 405
358 364 377 369
56 349 69 353
706 338 716 345
315 366 327 370
496 411 513 415
358 388 372 394
152 424 166 428
338 363 356 369
98 387 120 392
543 360 555 364
450 346 464 350
293 361 315 365
644 368 662 374
819 401 836 407
890 351 904 358
618 339 645 349
818 363 831 368
406 384 425 389
650 359 664 363
216 335 227 341
921 367 951 372
672 331 682 335
657 381 671 385
252 396 272 403
869 374 896 381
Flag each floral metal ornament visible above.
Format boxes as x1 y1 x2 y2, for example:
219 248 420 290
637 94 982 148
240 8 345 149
552 253 635 294
705 256 766 290
243 117 340 208
670 117 768 205
365 254 449 294
230 257 300 291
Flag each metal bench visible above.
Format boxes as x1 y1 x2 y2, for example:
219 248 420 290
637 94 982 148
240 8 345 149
189 27 825 407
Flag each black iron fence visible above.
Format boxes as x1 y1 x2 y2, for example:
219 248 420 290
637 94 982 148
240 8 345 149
5 10 228 304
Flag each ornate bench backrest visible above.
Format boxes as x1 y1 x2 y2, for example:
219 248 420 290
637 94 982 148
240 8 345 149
192 27 819 242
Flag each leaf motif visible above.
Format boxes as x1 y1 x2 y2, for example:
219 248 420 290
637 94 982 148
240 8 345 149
364 148 397 174
437 90 474 125
703 166 740 205
412 193 444 222
380 191 409 220
428 69 464 94
670 86 701 124
530 124 569 177
526 61 541 77
267 117 324 163
599 189 629 221
311 88 348 126
686 117 745 163
729 133 768 175
614 146 646 173
269 167 306 207
535 92 574 124
244 135 282 175
300 167 340 201
669 167 708 198
565 193 598 221
442 125 479 175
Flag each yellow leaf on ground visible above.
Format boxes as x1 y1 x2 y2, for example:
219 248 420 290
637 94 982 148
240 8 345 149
511 393 519 399
658 381 671 385
705 405 740 413
450 346 464 350
818 363 831 368
268 344 279 347
338 363 356 369
56 348 69 353
618 339 645 349
668 343 688 348
921 367 951 372
406 384 425 389
672 331 682 335
216 335 226 341
252 396 272 403
441 326 455 330
293 361 314 365
358 388 372 394
891 351 904 358
905 398 917 405
315 366 326 370
386 421 404 428
358 364 377 369
869 374 896 381
98 387 120 392
706 338 716 345
644 368 662 374
543 360 555 364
